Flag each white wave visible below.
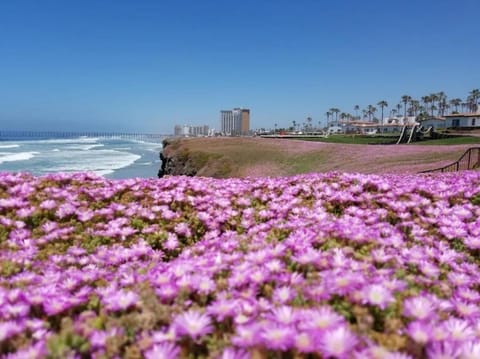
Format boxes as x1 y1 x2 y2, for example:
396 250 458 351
0 152 38 164
52 148 60 152
0 144 20 149
66 143 105 151
130 139 163 149
39 149 141 177
24 137 100 145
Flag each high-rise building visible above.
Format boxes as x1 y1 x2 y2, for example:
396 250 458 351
220 108 250 135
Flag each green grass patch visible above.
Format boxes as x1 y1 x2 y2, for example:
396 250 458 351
413 136 480 145
291 135 398 145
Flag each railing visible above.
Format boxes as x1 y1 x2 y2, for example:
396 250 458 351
420 147 480 173
396 125 407 144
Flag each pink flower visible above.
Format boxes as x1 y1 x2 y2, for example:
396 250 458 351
294 331 318 353
173 309 213 340
259 324 295 351
219 347 250 359
362 284 394 309
164 233 179 250
207 298 238 321
102 290 139 312
0 321 24 341
231 323 261 347
43 297 72 316
441 318 476 342
426 342 461 359
268 305 298 326
272 286 294 304
144 342 180 359
460 341 480 359
299 307 345 332
39 199 56 210
406 321 431 345
403 296 436 320
319 326 358 359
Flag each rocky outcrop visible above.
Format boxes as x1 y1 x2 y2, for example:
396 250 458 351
157 148 199 178
158 139 229 178
158 139 195 177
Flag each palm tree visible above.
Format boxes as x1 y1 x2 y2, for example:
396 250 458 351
366 105 377 122
396 103 402 117
292 120 297 132
354 105 360 119
377 100 388 131
449 98 462 113
421 96 431 117
469 89 480 112
325 112 331 127
274 123 278 133
429 93 439 116
436 92 447 116
401 95 412 119
307 117 312 131
329 108 340 126
410 100 420 116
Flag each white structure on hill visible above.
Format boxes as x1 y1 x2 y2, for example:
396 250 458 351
174 125 210 137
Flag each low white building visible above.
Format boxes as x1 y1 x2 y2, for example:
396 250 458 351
419 117 447 130
444 112 480 129
418 111 480 130
384 116 418 126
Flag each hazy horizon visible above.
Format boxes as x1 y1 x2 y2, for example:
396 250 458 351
1 0 479 134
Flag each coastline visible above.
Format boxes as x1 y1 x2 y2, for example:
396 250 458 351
158 137 478 178
0 137 163 179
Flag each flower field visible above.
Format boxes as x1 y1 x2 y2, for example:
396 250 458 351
0 171 480 358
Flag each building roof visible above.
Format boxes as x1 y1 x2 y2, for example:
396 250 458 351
444 112 480 118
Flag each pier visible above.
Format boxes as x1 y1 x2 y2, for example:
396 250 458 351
0 131 168 142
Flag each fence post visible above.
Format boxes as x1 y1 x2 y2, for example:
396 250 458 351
467 149 471 169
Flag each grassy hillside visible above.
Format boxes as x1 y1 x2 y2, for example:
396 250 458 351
162 137 476 178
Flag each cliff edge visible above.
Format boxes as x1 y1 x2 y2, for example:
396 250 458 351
158 137 475 178
157 138 233 178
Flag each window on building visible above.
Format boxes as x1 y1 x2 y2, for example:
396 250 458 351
472 118 476 126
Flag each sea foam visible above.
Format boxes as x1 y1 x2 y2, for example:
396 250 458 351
0 152 38 164
41 149 141 176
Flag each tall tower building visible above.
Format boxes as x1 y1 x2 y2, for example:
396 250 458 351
220 108 250 135
240 109 250 135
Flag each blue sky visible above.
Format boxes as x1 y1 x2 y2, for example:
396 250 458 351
0 0 479 133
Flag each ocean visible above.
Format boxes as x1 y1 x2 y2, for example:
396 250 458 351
0 136 164 179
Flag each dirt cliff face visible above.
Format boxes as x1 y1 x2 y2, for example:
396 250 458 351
158 146 199 177
157 139 232 178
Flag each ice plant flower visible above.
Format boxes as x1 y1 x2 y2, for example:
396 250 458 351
102 290 139 312
406 321 431 345
144 342 180 359
402 296 437 320
362 283 395 309
173 309 213 340
319 326 358 359
0 170 478 357
259 324 295 351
